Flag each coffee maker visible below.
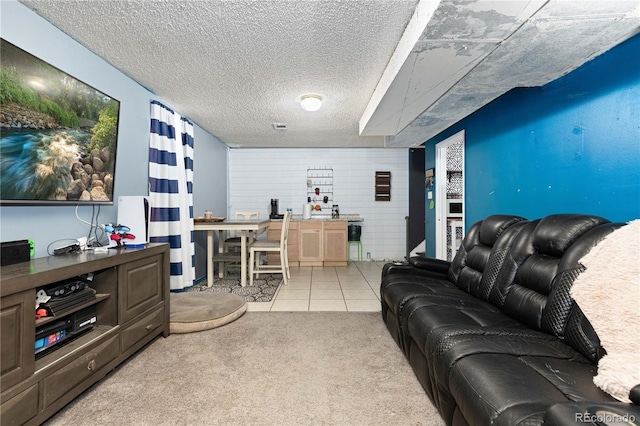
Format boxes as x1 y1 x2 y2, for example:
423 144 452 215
270 199 284 219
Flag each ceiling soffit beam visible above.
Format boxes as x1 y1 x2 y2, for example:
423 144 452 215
384 2 640 148
358 0 441 136
359 0 549 138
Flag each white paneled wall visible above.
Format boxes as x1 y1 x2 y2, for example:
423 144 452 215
229 148 408 260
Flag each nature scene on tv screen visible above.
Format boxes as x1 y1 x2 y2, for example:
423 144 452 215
0 39 120 204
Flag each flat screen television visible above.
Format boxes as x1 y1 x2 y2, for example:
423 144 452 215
1 39 121 206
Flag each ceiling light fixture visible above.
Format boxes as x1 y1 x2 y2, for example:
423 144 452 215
300 94 323 112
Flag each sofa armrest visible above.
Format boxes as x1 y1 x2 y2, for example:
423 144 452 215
543 400 640 425
408 256 451 274
630 385 640 405
381 257 450 281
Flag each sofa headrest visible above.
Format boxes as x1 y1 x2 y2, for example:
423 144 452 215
532 214 610 257
479 215 528 246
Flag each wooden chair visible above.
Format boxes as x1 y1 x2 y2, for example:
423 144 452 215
216 211 260 276
224 211 260 250
249 211 291 286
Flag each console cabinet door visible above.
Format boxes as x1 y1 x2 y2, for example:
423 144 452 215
1 291 34 391
0 383 38 425
119 255 164 323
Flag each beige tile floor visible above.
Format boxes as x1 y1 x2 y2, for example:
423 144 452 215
247 261 385 312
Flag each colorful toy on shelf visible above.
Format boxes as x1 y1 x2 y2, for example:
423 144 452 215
35 289 51 318
103 224 136 247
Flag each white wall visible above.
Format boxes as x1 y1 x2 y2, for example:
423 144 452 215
192 131 228 278
229 148 408 260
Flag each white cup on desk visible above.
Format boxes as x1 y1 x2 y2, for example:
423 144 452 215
204 210 212 219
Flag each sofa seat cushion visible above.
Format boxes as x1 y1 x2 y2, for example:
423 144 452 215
431 329 586 388
380 274 457 318
424 328 590 422
401 295 518 357
448 353 617 426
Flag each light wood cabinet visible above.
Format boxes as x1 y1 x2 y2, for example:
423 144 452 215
0 244 169 426
266 221 299 265
323 221 348 265
299 221 323 266
266 220 348 267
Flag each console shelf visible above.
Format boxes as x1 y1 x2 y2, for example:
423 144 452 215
1 244 170 425
35 294 110 328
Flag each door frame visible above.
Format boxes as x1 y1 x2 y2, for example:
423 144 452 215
408 147 426 259
435 130 465 260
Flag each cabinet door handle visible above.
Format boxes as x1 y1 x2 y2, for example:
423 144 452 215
87 359 96 371
145 324 153 331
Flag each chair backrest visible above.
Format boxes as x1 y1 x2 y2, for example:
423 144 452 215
235 211 259 220
280 211 292 250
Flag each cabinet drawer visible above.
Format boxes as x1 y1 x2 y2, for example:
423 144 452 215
1 383 38 426
43 335 119 406
267 222 298 238
120 306 164 353
299 221 322 230
323 221 347 230
119 255 163 323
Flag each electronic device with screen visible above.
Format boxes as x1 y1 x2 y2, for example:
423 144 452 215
35 305 97 358
0 39 121 206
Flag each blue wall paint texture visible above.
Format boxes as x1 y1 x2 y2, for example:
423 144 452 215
423 34 640 257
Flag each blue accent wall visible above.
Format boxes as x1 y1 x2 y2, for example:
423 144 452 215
423 34 640 257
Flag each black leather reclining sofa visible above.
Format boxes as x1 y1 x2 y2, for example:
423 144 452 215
380 214 640 425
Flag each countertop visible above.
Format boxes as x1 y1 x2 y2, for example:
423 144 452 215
272 214 363 222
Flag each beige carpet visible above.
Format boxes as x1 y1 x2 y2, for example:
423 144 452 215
45 312 444 426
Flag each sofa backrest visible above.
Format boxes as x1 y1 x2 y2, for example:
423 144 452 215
546 222 623 362
488 219 539 308
474 219 531 301
448 214 527 294
489 214 610 332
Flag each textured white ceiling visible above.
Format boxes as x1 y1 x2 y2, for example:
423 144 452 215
19 0 640 149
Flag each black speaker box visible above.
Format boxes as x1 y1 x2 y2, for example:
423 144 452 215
1 240 30 266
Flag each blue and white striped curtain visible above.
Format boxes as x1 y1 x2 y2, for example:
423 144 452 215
149 100 195 291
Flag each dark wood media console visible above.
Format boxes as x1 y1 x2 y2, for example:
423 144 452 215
1 244 170 425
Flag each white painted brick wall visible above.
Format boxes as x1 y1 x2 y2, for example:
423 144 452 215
228 148 408 260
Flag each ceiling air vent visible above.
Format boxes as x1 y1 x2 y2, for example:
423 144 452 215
272 122 288 130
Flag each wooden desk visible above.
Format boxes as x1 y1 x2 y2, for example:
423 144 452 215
194 219 270 287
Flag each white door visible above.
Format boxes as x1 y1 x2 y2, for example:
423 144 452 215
435 130 465 260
